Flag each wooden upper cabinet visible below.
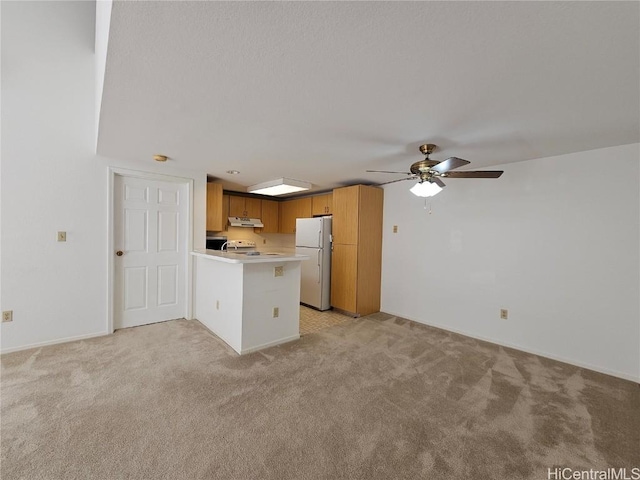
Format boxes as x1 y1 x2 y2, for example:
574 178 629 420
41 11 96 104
325 193 333 215
229 195 262 218
222 195 230 221
245 198 262 218
331 186 359 245
279 201 295 234
260 199 279 233
206 183 224 232
228 196 244 217
279 197 312 233
311 193 333 216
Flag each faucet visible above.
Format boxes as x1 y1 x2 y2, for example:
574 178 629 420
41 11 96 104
220 241 237 252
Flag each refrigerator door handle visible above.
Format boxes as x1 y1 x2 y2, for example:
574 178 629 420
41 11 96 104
317 249 321 283
318 230 322 248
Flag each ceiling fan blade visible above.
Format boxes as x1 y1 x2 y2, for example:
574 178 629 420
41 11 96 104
442 170 504 178
432 177 446 188
431 156 471 174
366 170 413 175
377 176 417 186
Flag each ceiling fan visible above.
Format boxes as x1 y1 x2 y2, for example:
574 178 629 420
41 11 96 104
367 144 503 197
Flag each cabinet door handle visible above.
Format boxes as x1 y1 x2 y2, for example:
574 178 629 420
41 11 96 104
116 250 124 256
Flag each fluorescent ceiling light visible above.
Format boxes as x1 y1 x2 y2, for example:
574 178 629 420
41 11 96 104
410 181 442 197
247 178 311 196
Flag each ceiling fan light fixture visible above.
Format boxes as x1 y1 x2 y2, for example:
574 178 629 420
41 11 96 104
247 177 311 196
410 180 442 198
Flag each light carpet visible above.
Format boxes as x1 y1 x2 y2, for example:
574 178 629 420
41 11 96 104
1 314 638 479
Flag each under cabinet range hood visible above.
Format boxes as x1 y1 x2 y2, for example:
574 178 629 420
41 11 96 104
228 216 264 228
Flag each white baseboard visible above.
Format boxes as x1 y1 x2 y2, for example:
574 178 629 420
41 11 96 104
240 335 300 355
1 331 110 355
381 310 640 384
195 319 300 355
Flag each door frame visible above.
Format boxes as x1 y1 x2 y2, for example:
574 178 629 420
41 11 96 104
107 167 194 334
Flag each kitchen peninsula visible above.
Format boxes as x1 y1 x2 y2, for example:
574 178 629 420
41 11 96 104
192 250 309 354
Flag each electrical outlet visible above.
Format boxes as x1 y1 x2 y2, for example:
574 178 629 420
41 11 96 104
57 231 66 242
3 311 13 323
274 266 284 277
273 307 279 318
500 309 508 320
393 225 398 233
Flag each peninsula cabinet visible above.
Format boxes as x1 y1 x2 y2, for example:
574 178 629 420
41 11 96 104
206 183 224 232
330 184 384 316
312 193 333 216
229 195 262 218
279 197 312 233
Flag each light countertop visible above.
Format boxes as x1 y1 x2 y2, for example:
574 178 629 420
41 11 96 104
191 249 309 264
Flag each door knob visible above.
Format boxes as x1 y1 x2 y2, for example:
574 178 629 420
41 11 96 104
116 250 124 256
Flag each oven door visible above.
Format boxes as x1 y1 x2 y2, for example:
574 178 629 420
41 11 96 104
206 237 227 250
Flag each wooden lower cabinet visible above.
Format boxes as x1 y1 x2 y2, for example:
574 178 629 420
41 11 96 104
330 244 358 313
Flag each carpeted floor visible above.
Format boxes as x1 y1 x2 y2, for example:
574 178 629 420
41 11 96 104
1 314 638 479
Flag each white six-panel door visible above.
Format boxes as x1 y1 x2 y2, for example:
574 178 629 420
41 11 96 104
114 175 188 329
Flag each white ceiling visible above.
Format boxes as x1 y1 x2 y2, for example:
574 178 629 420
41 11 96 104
97 1 640 194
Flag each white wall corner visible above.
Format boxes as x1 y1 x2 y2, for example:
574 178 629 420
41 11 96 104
94 0 113 152
380 143 640 381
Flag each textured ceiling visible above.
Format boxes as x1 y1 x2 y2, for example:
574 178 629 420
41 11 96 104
97 1 639 194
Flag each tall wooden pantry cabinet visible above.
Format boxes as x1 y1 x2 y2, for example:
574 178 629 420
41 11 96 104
330 184 384 316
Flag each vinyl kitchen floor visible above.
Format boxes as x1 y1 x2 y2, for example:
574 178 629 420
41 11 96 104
299 305 352 335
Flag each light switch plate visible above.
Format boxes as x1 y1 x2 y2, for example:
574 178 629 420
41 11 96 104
57 231 66 242
274 266 284 277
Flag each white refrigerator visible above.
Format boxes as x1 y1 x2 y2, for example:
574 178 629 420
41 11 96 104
295 217 332 311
